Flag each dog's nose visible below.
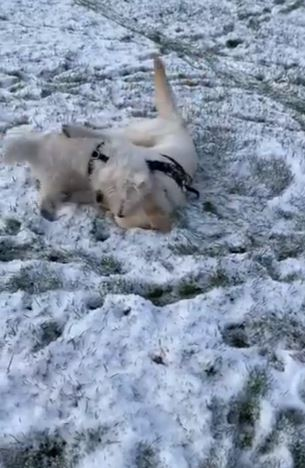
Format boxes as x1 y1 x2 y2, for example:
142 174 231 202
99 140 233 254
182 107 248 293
62 124 71 138
117 207 124 218
95 191 103 203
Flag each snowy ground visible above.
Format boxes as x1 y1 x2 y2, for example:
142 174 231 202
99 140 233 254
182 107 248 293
1 0 305 467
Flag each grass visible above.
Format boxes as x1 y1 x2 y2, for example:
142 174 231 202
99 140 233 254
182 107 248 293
99 256 122 275
169 233 230 258
46 245 122 276
258 407 305 463
142 285 173 306
271 232 305 261
97 277 205 307
228 368 268 449
0 426 113 468
222 323 249 348
223 312 305 352
141 269 235 306
203 201 219 215
99 277 136 296
281 0 304 14
208 269 231 289
145 280 203 305
145 287 168 301
0 239 33 262
3 218 21 235
135 442 159 468
226 38 243 49
71 425 110 461
251 157 293 197
33 320 63 352
0 433 69 468
169 241 200 256
46 250 73 263
7 266 63 294
177 282 203 299
291 437 305 468
91 218 109 242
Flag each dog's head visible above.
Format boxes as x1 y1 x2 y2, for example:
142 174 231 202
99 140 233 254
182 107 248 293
91 160 153 219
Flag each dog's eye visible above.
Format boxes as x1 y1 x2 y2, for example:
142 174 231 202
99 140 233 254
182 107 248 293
95 191 104 203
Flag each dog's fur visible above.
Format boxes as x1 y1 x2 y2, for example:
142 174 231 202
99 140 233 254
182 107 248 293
3 132 120 220
63 57 198 231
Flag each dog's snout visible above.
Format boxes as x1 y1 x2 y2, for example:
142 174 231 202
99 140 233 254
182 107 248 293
117 206 124 218
95 191 103 203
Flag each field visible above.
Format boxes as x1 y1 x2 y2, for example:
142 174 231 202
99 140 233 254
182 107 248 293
0 0 305 466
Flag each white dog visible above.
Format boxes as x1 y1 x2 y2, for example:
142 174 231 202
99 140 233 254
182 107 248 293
63 57 199 231
4 57 198 231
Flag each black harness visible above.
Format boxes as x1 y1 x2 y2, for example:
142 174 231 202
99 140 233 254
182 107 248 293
88 143 199 199
87 142 109 175
146 154 199 198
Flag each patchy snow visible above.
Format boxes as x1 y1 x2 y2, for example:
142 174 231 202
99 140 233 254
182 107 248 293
1 0 305 467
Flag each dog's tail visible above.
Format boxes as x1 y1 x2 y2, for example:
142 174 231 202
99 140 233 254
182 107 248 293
154 56 180 121
3 136 41 165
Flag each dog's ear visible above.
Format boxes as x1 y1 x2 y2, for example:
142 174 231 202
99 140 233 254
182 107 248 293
143 194 172 233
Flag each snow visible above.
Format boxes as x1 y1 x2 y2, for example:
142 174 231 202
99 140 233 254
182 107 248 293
1 0 305 467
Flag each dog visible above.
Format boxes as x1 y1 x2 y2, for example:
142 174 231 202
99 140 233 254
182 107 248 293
3 127 169 225
3 128 174 227
63 57 199 232
4 57 198 231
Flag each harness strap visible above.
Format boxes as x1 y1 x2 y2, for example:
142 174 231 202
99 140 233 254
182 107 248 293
184 185 200 198
146 154 200 199
88 142 109 175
